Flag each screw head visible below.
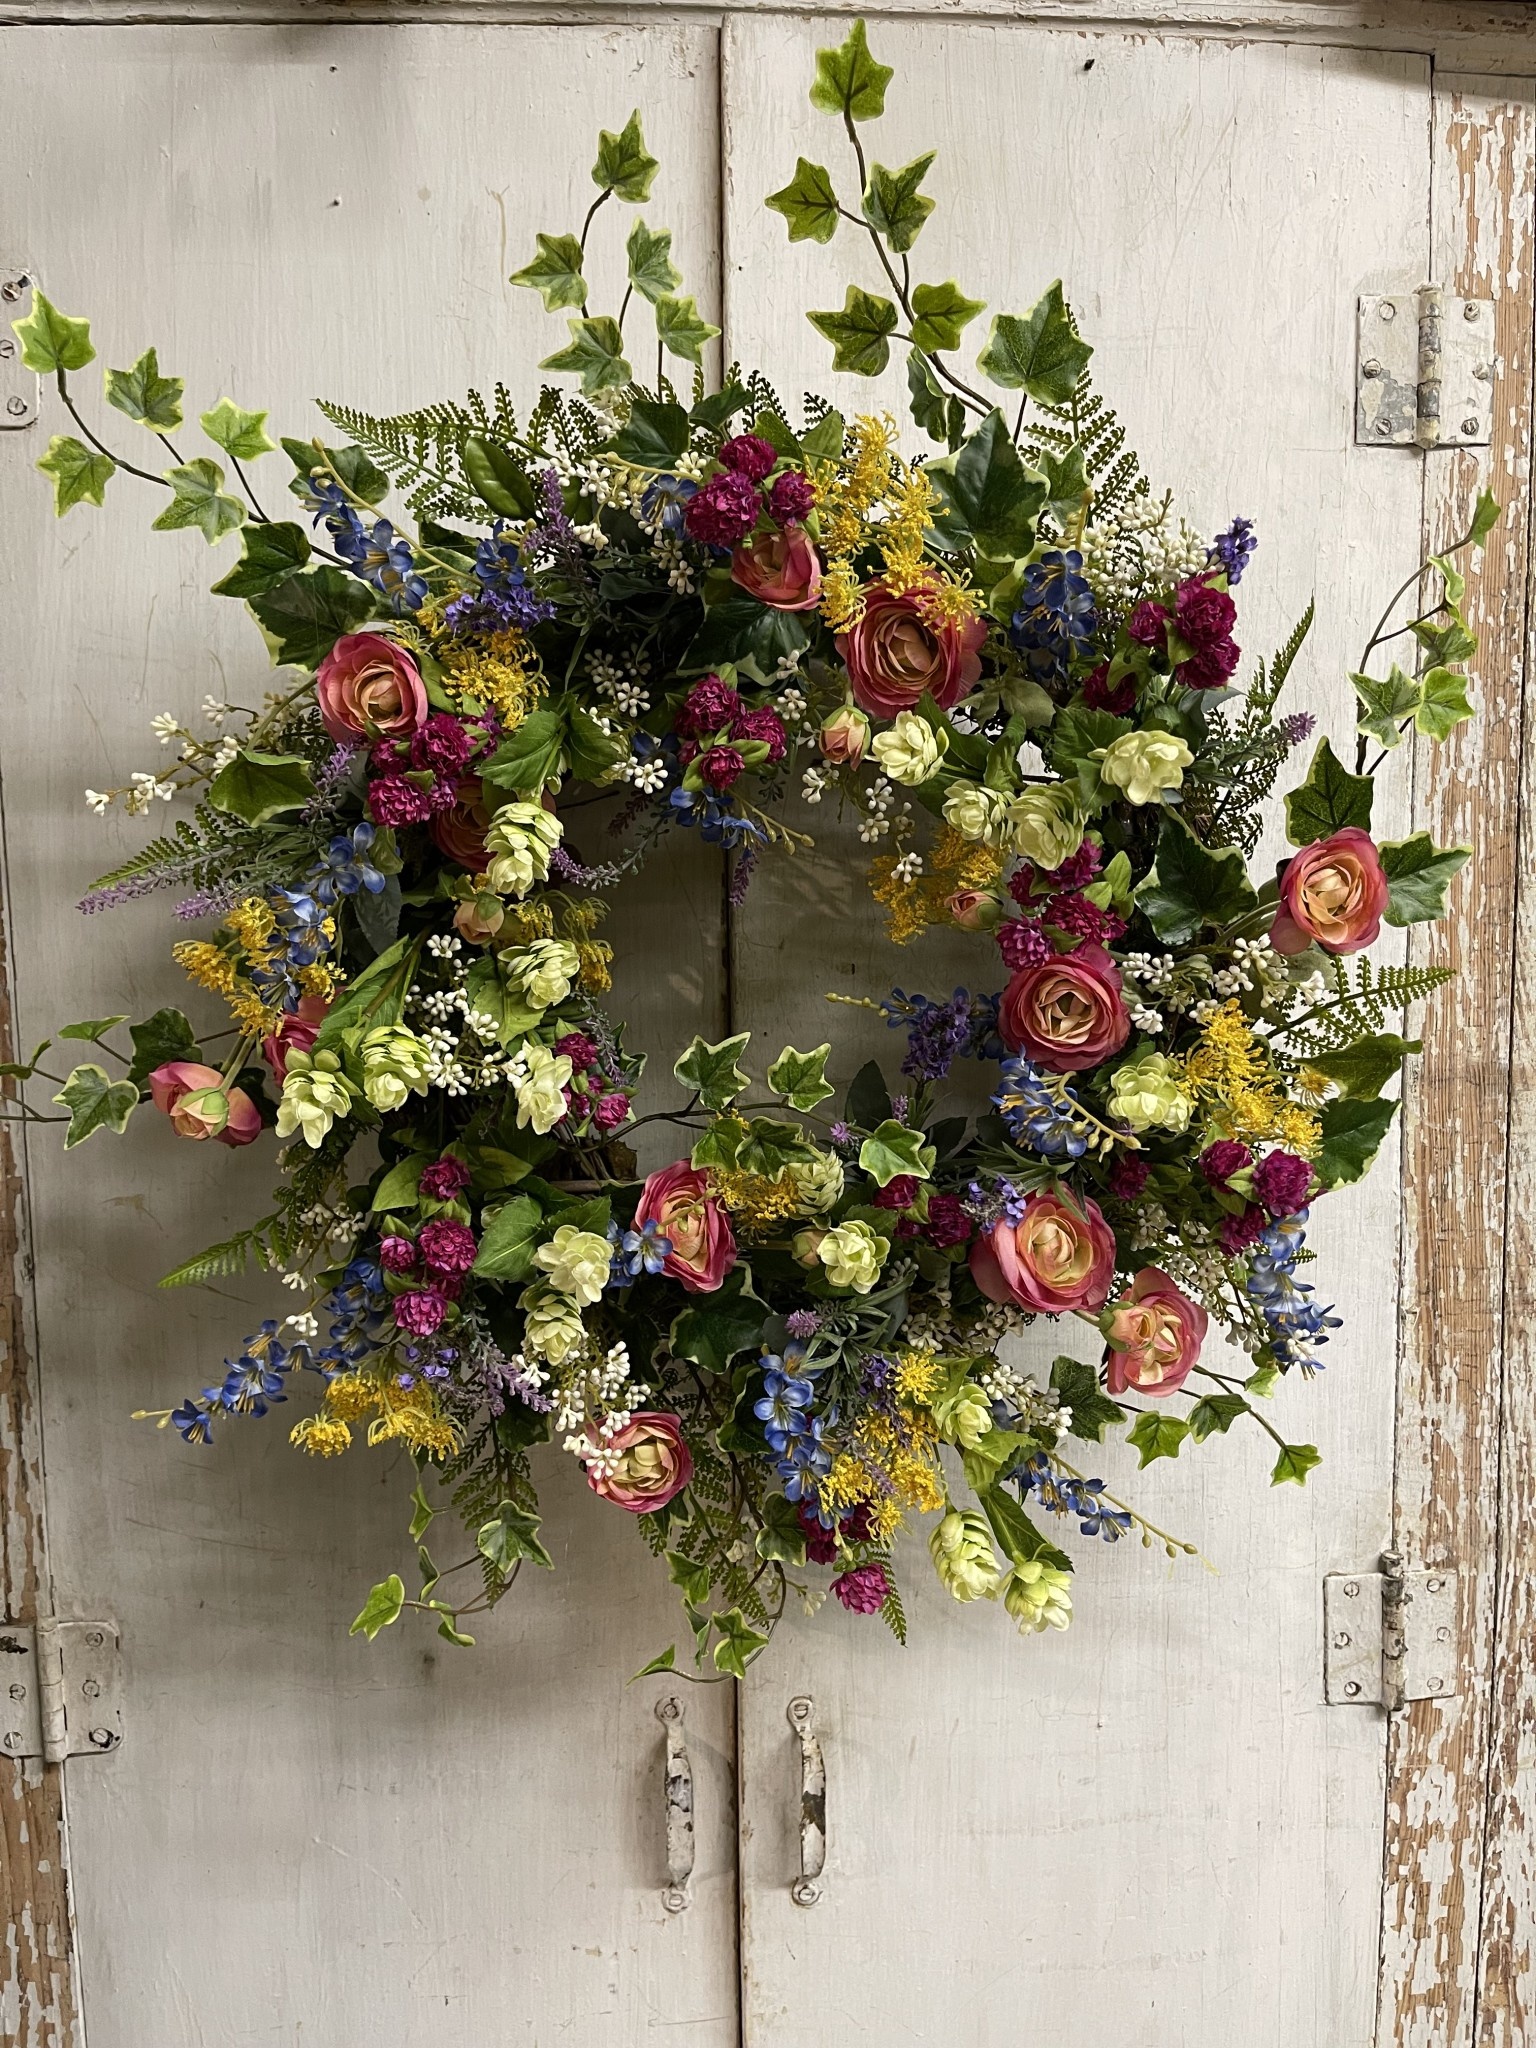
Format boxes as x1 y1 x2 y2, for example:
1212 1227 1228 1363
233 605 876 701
2 1730 21 1750
0 338 14 359
1437 1625 1452 1642
80 1677 100 1699
1362 358 1384 379
1428 1678 1444 1693
661 1886 690 1915
85 1631 104 1649
0 278 24 303
1344 1581 1360 1597
7 1684 23 1702
1375 417 1393 436
1380 301 1397 321
1333 1631 1352 1649
5 396 28 418
1426 1577 1444 1593
1344 1680 1362 1698
87 1727 115 1750
1464 301 1481 321
1462 418 1480 436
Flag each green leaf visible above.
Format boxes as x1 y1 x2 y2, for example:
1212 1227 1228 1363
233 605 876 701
510 231 588 311
1351 665 1420 749
247 566 376 669
462 954 545 1046
1187 1392 1251 1442
807 285 899 377
906 349 965 448
689 1115 746 1173
371 1154 428 1215
671 1285 766 1374
435 1616 476 1648
479 707 565 795
612 398 690 469
863 152 935 253
472 1194 544 1281
12 291 94 374
666 1551 712 1606
408 1482 436 1543
845 1058 892 1131
975 283 1092 404
1411 616 1476 666
281 436 389 508
858 1119 936 1187
540 315 631 395
151 458 246 544
199 397 275 461
1284 737 1374 846
57 1017 128 1043
809 18 893 121
632 1645 678 1680
910 280 986 355
1315 1095 1399 1189
476 1500 554 1572
208 748 315 825
1415 666 1475 741
925 409 1046 560
674 1031 752 1111
654 294 720 366
765 158 841 245
755 1493 808 1567
349 1574 406 1639
1040 442 1089 525
1127 1412 1189 1468
462 436 538 520
104 347 184 430
52 1063 139 1148
1048 1355 1127 1442
593 111 659 203
711 1607 770 1680
624 219 682 305
1271 1442 1322 1487
735 1117 818 1179
127 1007 200 1088
566 702 626 783
767 1042 835 1112
1469 490 1501 546
37 435 114 515
210 520 311 598
979 1486 1072 1573
1379 832 1471 925
1309 1033 1420 1100
1135 812 1258 945
313 935 416 1052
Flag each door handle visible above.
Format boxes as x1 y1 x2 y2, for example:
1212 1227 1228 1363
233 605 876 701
656 1695 694 1912
787 1695 825 1906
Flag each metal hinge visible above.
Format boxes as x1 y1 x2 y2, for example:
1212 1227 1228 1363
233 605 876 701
1357 285 1494 448
1323 1553 1457 1709
0 1620 123 1760
0 264 38 431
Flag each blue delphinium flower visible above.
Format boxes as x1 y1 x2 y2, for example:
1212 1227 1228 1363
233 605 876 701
776 1416 832 1504
171 1398 216 1445
613 1217 673 1284
1009 549 1099 679
316 1257 392 1372
309 822 387 904
1243 1209 1341 1369
1018 1453 1134 1541
641 474 698 537
993 1054 1089 1160
755 1366 816 1442
1209 515 1257 586
668 788 767 847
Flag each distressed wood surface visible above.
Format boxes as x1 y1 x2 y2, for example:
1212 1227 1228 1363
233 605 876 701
724 20 1429 2044
0 26 737 2046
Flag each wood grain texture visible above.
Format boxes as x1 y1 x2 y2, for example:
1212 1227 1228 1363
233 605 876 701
1375 74 1536 2048
0 26 736 2046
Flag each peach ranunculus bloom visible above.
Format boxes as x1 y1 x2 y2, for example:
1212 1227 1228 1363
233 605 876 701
148 1061 262 1147
633 1161 738 1294
1102 1266 1208 1396
730 524 823 611
1270 827 1389 954
314 631 428 744
835 578 986 720
998 943 1132 1072
969 1190 1117 1315
584 1412 694 1513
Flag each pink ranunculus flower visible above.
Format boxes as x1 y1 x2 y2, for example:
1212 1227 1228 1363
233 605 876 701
261 993 330 1084
634 1162 737 1295
836 579 987 720
818 704 870 766
730 523 823 611
314 632 428 744
946 887 1005 932
1102 1266 1208 1396
1271 827 1390 955
969 1191 1117 1315
148 1061 262 1148
585 1411 695 1513
998 942 1132 1072
429 776 494 870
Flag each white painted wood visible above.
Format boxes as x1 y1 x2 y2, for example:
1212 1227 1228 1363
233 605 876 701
723 22 1429 2044
0 26 737 2046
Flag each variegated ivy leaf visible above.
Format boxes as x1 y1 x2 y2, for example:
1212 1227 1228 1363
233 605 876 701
673 1031 752 1111
808 18 893 123
37 434 114 515
539 315 631 394
625 219 682 305
975 282 1093 404
767 1042 835 1112
863 152 935 254
52 1063 138 1148
1350 664 1419 748
858 1119 935 1187
12 290 94 374
654 293 720 365
510 232 588 312
1468 489 1501 546
200 397 276 462
910 280 986 355
105 346 184 430
807 285 898 377
765 158 841 246
1414 665 1475 741
151 458 246 543
592 111 659 203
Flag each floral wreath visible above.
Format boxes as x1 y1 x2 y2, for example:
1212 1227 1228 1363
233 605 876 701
9 21 1493 1674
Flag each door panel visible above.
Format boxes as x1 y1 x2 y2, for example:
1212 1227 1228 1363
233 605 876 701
723 23 1429 2045
0 26 735 2046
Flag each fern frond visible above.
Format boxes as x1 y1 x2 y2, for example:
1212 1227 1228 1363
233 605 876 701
1273 957 1455 1056
158 1222 275 1289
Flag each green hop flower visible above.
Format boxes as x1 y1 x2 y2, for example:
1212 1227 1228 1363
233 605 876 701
933 1382 993 1451
274 1048 355 1149
1095 728 1193 806
359 1024 435 1112
533 1223 613 1307
1106 1051 1192 1134
1004 1559 1074 1634
510 938 581 1010
485 800 563 899
1004 785 1083 868
928 1508 1002 1603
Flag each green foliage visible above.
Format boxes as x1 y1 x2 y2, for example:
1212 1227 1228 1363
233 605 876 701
480 707 565 794
863 152 935 252
808 19 893 123
1187 1393 1250 1441
151 458 246 544
1271 1443 1322 1487
349 1574 406 1639
1379 833 1471 926
673 1032 752 1110
472 1195 545 1280
248 565 375 668
210 520 310 597
1308 1032 1419 1100
157 1224 275 1290
539 315 631 394
807 285 899 377
858 1120 935 1186
768 1042 835 1112
712 1607 771 1679
1275 955 1454 1059
671 1279 767 1374
1049 1355 1126 1442
461 435 537 519
37 435 114 514
1415 666 1475 741
199 398 275 461
510 232 588 311
766 158 842 245
127 1007 200 1088
1128 1411 1189 1467
207 749 315 825
926 409 1046 560
12 291 94 374
1135 812 1257 944
976 282 1093 404
654 294 720 365
1351 664 1421 749
907 349 965 448
1018 348 1144 525
592 112 659 203
476 1500 553 1572
909 280 985 354
105 347 184 430
1314 1096 1398 1189
625 220 682 305
612 398 689 468
52 1063 138 1147
1284 738 1373 846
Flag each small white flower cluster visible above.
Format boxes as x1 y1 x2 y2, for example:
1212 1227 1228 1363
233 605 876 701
426 932 463 961
857 775 907 844
202 694 231 728
1127 1198 1173 1249
890 849 924 884
125 770 177 816
151 711 182 746
650 532 696 593
801 764 829 805
621 752 669 793
971 1299 1033 1347
558 1339 653 1473
776 685 808 726
298 1199 360 1247
285 1310 320 1339
1079 495 1210 615
772 652 803 684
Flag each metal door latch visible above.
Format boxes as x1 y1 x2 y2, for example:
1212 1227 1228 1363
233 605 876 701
1357 285 1494 448
1323 1553 1457 1709
1 265 38 431
0 1619 123 1760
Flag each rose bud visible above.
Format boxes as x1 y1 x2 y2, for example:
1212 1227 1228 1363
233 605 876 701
148 1061 262 1148
818 704 870 767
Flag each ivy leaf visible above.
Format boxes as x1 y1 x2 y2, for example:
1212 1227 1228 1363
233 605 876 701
540 315 631 394
471 1194 544 1280
476 1501 554 1572
1379 832 1471 925
104 346 184 430
910 280 986 354
1468 490 1501 546
809 18 893 122
1351 665 1420 749
756 1493 808 1567
371 1154 427 1215
57 1017 128 1042
1127 1412 1189 1468
807 285 899 377
208 749 315 825
52 1063 138 1148
906 349 965 448
612 397 689 468
734 1116 818 1178
767 1042 835 1112
37 435 114 515
690 1115 746 1172
408 1482 436 1544
199 397 275 461
1040 441 1089 526
1411 615 1476 666
151 458 246 544
248 566 376 669
632 1645 677 1679
1135 811 1257 945
1048 1355 1126 1443
1415 666 1475 741
1308 1033 1420 1101
210 520 311 598
654 293 720 365
281 436 388 507
858 1119 936 1187
670 1282 766 1375
712 1608 771 1680
975 283 1092 404
592 111 659 203
12 291 94 373
845 1058 892 1131
863 152 935 253
925 408 1047 560
673 1032 752 1111
127 1007 200 1088
1187 1393 1251 1442
666 1551 712 1607
567 702 626 782
1284 737 1374 846
765 158 841 245
1315 1096 1398 1188
624 219 681 306
1271 1443 1322 1487
349 1574 406 1639
510 231 588 312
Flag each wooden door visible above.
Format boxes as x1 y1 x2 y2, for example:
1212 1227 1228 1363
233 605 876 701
0 26 739 2046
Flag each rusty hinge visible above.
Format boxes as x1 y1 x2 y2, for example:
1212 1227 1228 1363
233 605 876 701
1357 286 1494 448
0 1619 123 1760
1 263 39 431
1323 1553 1458 1709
